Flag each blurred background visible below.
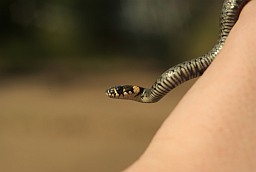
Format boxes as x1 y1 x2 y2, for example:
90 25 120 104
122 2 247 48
0 0 222 171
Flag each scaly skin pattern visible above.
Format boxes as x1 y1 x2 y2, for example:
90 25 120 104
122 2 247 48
106 0 248 103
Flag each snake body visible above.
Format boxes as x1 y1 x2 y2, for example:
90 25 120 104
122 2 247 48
106 0 248 103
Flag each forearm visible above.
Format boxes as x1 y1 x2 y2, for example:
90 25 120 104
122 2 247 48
127 0 256 171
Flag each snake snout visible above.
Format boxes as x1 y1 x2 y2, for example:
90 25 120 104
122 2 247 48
105 87 116 97
105 86 124 98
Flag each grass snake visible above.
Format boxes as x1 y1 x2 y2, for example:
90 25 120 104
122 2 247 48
106 0 249 103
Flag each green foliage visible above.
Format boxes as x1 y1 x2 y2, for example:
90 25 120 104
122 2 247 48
0 0 219 74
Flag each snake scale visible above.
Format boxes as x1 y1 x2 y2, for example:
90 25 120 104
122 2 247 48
106 0 249 103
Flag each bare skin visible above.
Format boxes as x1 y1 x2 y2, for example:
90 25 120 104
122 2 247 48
125 1 256 171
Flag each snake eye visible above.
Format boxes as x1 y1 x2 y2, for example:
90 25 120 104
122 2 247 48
115 86 124 95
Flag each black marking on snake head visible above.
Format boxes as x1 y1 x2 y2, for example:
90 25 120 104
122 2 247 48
115 86 125 96
123 85 134 94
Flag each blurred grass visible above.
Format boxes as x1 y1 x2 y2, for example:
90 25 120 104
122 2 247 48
0 66 197 172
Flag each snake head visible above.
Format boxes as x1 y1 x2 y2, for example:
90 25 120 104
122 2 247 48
105 85 144 102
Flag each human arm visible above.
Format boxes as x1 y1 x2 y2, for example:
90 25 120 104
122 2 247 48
126 1 256 171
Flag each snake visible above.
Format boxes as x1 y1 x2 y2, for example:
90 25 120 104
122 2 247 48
106 0 249 103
